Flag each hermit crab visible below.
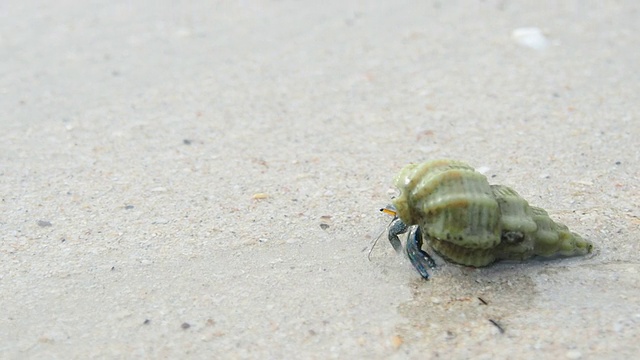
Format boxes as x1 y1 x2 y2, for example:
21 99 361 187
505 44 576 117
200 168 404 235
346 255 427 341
373 160 593 279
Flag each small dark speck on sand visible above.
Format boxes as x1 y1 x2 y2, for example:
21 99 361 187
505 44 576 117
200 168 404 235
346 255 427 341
124 205 134 210
615 161 621 165
143 319 151 325
320 223 330 230
181 322 191 330
183 139 192 145
37 220 52 227
489 319 505 333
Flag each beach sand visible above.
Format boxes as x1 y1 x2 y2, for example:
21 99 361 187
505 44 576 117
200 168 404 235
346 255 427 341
2 1 639 358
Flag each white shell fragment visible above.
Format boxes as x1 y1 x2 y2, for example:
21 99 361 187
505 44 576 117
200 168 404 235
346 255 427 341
511 27 549 50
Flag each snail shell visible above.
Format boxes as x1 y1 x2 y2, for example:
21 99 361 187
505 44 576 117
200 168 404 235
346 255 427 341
392 160 593 267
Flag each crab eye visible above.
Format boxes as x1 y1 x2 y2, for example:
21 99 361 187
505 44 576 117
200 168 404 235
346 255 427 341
380 205 397 217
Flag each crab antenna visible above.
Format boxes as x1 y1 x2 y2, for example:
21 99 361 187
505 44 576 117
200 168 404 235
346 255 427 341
367 206 398 261
367 226 386 261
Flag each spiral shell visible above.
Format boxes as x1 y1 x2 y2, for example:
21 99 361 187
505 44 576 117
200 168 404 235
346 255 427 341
392 160 593 267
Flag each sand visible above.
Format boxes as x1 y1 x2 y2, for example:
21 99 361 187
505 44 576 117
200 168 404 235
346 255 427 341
2 1 639 358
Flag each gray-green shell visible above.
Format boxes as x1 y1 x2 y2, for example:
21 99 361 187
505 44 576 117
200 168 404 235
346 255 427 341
392 160 593 267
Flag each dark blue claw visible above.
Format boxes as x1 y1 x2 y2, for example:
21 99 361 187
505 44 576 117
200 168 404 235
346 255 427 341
387 217 408 253
406 226 437 280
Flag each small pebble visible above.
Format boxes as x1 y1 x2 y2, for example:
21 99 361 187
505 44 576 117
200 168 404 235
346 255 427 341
252 193 269 200
37 220 52 227
390 335 403 349
320 223 330 230
181 322 191 330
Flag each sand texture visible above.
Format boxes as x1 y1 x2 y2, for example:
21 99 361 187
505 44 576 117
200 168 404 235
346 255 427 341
2 1 639 358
